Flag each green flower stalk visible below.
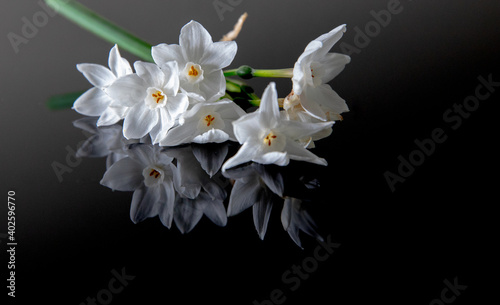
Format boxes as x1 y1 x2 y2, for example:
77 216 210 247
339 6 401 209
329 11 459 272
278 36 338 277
45 0 153 62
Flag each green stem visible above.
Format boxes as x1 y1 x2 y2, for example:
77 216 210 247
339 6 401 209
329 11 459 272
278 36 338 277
223 69 238 77
45 0 153 62
46 90 85 110
252 68 293 78
223 66 293 79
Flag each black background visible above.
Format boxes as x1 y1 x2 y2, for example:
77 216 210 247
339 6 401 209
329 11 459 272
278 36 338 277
1 1 498 304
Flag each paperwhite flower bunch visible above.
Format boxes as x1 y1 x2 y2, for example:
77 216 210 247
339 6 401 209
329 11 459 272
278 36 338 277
73 20 351 170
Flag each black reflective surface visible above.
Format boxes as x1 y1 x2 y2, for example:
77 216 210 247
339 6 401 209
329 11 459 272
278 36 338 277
1 1 499 304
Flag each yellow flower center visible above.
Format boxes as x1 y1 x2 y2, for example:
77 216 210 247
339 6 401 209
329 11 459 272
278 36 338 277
263 132 278 146
204 114 215 127
149 169 161 179
151 91 165 104
188 65 199 77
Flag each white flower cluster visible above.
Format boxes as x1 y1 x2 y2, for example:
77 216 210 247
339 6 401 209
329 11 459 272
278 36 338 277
73 21 350 170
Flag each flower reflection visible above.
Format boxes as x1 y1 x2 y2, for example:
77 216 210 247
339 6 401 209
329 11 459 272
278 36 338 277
74 121 326 246
100 144 176 227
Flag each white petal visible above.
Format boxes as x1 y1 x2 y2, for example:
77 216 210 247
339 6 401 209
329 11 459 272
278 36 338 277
281 198 292 230
108 45 132 77
222 141 259 172
166 93 189 120
159 180 176 229
232 112 261 143
227 175 260 216
254 164 284 197
200 41 237 71
179 20 213 63
149 107 175 144
152 43 186 67
253 197 273 240
170 153 203 199
258 82 281 129
159 120 199 146
284 139 327 166
72 117 98 133
134 61 165 88
127 144 156 165
314 24 347 59
130 184 163 224
292 41 322 95
253 151 289 166
106 74 146 107
279 119 334 140
123 103 158 139
197 70 226 102
100 157 143 191
97 107 124 126
201 179 227 201
304 84 349 116
192 143 228 177
77 63 115 88
320 53 351 83
161 61 180 94
72 87 112 116
174 197 204 234
300 87 326 121
201 196 227 227
216 99 247 119
193 129 229 144
282 197 323 248
76 135 108 158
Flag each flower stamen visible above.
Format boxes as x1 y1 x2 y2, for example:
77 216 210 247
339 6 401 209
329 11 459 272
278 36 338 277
151 91 165 104
204 114 215 127
188 65 199 76
149 169 161 178
263 132 277 146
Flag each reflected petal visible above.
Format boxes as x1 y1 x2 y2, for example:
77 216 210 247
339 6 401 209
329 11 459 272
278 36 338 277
130 184 163 224
192 143 228 177
174 196 204 234
100 157 143 191
253 195 274 240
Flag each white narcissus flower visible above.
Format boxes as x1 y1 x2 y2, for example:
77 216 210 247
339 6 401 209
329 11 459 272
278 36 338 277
290 24 351 121
107 61 189 142
281 106 333 148
159 99 246 146
73 45 133 126
100 144 176 228
222 82 334 171
152 20 237 103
